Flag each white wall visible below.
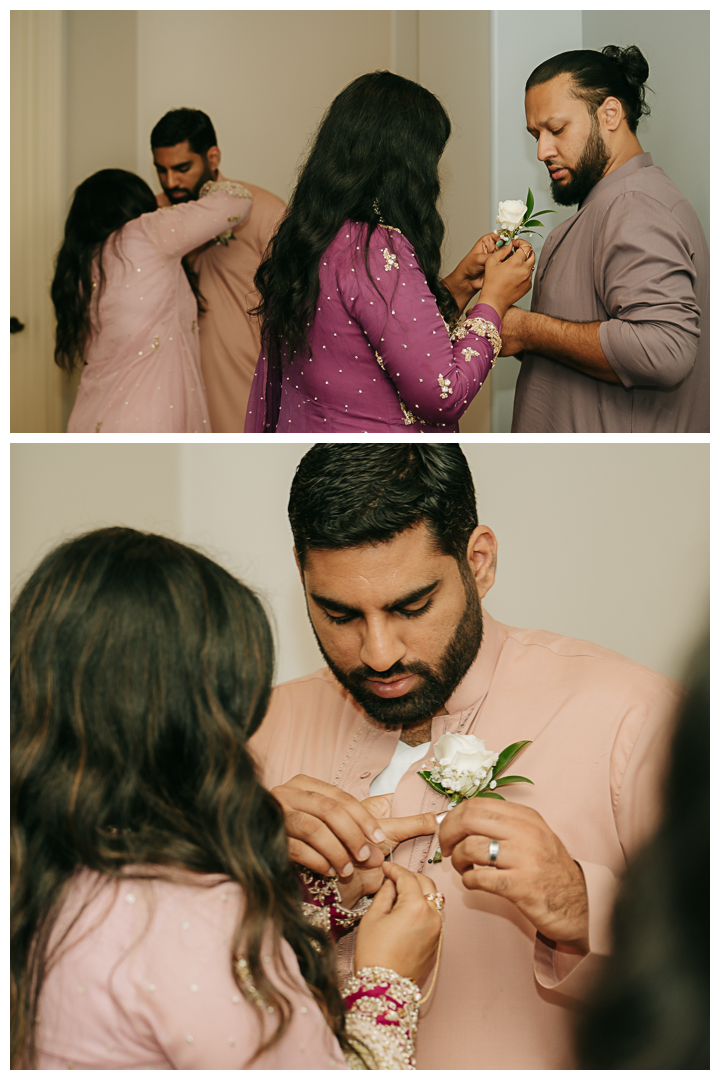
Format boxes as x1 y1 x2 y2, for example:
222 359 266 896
11 444 709 685
582 9 709 240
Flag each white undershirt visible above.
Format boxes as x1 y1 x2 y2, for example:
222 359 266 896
369 739 432 797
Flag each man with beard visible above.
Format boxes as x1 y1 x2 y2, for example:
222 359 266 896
501 46 708 433
249 443 682 1069
151 109 285 430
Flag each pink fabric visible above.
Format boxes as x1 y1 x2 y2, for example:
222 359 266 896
244 220 499 432
249 610 681 1070
192 177 286 431
67 188 252 433
36 868 347 1070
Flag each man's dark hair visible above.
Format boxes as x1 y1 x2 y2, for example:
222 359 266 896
526 45 651 134
289 444 478 568
150 107 218 156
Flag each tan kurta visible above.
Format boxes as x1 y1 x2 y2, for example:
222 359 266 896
159 173 285 431
512 153 709 433
250 610 681 1070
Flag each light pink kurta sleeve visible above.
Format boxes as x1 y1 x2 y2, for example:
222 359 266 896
141 183 253 261
533 676 680 999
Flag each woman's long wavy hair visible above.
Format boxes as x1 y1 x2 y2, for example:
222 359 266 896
11 527 346 1068
252 70 458 368
51 170 204 373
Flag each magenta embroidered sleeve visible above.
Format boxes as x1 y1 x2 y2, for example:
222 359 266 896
342 967 420 1069
338 225 501 425
298 867 372 943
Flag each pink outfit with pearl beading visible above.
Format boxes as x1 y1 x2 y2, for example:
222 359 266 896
67 184 252 434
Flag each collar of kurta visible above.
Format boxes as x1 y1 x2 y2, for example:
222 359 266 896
443 607 505 716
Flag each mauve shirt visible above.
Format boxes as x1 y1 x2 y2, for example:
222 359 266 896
249 610 681 1070
512 153 709 433
244 220 500 432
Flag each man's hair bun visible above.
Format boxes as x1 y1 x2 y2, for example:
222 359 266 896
526 44 652 133
602 44 650 88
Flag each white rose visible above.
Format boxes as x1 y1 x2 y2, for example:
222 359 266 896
496 199 527 232
433 733 499 796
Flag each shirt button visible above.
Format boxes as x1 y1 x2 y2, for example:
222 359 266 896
359 771 371 779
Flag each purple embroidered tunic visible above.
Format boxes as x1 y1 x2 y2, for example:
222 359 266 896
244 221 501 432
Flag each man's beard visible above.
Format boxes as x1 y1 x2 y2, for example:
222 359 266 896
165 161 214 203
549 116 611 207
312 573 483 728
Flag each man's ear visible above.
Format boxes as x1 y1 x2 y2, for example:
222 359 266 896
598 96 624 135
206 146 221 175
465 525 497 600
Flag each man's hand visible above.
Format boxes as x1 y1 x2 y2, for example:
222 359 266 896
335 795 439 905
271 777 438 907
271 775 386 878
439 799 589 951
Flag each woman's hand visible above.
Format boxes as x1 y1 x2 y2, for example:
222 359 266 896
353 863 442 985
335 795 438 908
443 232 500 312
479 240 536 321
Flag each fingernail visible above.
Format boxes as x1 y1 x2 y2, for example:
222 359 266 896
326 868 337 878
373 829 387 843
358 846 370 861
342 862 353 877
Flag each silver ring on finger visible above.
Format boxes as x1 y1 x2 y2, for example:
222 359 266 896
488 839 500 865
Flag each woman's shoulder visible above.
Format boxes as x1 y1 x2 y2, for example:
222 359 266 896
57 866 242 941
325 219 416 263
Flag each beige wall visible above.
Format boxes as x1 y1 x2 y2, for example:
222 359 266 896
11 444 709 685
134 10 391 201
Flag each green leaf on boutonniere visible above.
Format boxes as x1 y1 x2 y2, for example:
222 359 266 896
493 740 532 779
522 219 544 228
529 209 557 217
475 789 506 800
493 774 534 787
417 771 450 797
525 187 534 220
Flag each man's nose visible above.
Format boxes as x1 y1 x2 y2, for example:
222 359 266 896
359 619 406 673
536 133 556 162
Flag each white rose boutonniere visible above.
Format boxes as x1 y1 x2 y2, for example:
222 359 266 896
419 734 533 862
494 187 555 248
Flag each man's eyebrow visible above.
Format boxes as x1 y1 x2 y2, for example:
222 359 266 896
310 580 440 615
153 160 192 170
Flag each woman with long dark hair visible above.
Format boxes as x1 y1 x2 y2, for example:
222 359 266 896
11 528 441 1069
245 70 535 432
52 169 252 433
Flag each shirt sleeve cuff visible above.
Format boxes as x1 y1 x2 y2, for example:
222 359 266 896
466 302 502 331
598 320 631 387
534 859 619 1000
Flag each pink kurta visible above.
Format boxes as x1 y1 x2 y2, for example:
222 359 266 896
36 869 347 1070
67 184 252 433
193 176 285 431
249 610 681 1070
